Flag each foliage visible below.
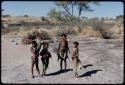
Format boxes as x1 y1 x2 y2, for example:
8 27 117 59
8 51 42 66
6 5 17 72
55 27 77 37
53 1 100 24
22 30 51 45
47 8 64 21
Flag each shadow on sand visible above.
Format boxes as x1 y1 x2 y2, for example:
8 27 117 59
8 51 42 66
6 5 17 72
82 64 94 69
46 69 73 76
79 69 102 77
79 64 102 77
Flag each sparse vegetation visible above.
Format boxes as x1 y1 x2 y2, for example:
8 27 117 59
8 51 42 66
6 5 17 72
22 29 51 44
1 11 123 40
55 27 77 37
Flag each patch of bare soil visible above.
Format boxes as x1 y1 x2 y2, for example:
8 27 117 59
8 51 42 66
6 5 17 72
1 35 124 84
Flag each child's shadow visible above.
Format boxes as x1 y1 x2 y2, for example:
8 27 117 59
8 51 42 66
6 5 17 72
79 69 102 77
46 69 72 76
79 64 102 77
82 64 94 69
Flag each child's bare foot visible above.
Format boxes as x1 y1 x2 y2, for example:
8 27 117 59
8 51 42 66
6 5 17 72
75 75 79 78
80 67 83 69
75 73 79 78
41 75 45 78
32 75 34 78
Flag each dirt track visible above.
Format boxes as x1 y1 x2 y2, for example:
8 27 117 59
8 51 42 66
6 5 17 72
1 35 124 84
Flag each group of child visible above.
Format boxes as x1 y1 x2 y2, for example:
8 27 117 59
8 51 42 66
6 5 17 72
30 34 81 78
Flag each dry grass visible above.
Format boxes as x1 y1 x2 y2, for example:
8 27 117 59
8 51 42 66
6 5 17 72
109 24 123 39
80 26 102 38
2 20 123 39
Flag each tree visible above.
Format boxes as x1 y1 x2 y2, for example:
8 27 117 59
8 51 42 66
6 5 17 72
47 8 64 20
105 17 108 20
52 1 100 25
55 1 100 21
47 1 100 25
41 16 45 21
116 15 123 20
24 15 29 17
101 17 105 21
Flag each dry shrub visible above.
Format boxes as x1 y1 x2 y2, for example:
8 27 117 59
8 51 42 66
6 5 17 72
109 24 123 39
2 28 20 36
22 37 32 45
73 26 81 34
18 28 33 36
81 26 102 38
48 28 59 37
55 27 77 37
38 28 54 37
22 29 51 45
1 28 11 34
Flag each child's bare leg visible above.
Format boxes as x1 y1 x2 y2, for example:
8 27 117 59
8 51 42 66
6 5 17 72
75 60 79 77
72 59 78 77
31 58 35 78
31 64 34 78
42 65 44 76
60 59 63 71
44 67 47 75
35 61 40 76
64 58 67 72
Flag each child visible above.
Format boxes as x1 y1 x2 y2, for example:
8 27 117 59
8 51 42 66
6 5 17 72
30 41 40 78
40 42 52 76
72 41 81 78
57 34 70 71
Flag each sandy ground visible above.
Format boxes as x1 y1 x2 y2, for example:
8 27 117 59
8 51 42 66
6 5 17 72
1 35 124 84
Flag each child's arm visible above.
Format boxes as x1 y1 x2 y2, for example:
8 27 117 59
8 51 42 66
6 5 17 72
77 48 79 57
48 51 52 58
74 48 79 57
57 41 61 54
66 41 70 54
31 47 37 57
77 48 81 63
31 47 35 53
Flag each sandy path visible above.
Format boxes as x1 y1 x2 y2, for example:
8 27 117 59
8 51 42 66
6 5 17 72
1 35 124 84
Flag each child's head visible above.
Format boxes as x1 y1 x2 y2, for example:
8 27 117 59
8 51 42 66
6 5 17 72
31 41 38 47
46 43 49 48
73 41 79 47
43 42 49 48
61 34 67 39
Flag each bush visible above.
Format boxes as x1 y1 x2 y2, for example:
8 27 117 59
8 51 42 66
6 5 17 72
55 27 77 37
37 30 51 40
1 28 10 34
22 36 32 45
22 29 51 45
90 20 114 39
81 27 102 38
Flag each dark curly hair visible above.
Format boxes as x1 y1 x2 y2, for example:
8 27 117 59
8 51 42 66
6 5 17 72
31 40 38 47
73 41 79 46
61 33 67 38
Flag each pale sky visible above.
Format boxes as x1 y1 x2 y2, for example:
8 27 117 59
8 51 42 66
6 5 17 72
2 1 124 19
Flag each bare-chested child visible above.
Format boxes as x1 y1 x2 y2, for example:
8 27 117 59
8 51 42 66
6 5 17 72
30 41 40 78
57 34 70 72
72 41 81 78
